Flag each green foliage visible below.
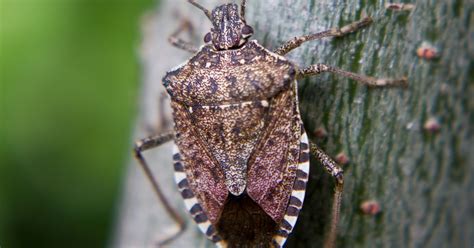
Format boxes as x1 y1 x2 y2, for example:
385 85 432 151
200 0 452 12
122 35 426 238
0 0 153 246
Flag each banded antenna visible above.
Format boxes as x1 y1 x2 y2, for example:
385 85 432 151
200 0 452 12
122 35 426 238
188 0 212 20
241 0 247 21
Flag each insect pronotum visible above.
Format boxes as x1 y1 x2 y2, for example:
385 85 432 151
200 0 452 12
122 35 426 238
134 1 407 247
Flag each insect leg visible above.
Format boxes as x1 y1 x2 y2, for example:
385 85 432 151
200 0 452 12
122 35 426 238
274 17 372 55
143 92 172 134
133 132 187 246
168 19 199 53
298 63 408 87
157 92 173 132
310 143 344 248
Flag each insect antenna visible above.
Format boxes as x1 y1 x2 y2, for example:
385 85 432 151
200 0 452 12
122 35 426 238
241 0 247 21
187 0 212 20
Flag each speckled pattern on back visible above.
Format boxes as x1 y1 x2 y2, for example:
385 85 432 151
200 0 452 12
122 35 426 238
165 39 298 226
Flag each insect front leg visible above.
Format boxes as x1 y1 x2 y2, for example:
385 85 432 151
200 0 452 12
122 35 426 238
134 132 187 246
298 63 408 87
168 18 199 53
310 143 344 248
274 17 373 55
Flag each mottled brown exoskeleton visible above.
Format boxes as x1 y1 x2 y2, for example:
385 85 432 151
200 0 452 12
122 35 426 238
134 1 407 247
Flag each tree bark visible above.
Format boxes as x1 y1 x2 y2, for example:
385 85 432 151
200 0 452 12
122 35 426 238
113 0 473 247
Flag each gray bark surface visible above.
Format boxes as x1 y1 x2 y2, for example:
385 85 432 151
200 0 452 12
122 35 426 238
113 0 473 247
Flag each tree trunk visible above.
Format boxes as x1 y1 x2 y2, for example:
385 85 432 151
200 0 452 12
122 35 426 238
113 0 473 247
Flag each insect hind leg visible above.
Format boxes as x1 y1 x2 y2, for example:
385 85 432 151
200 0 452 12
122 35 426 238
309 143 344 248
134 132 187 246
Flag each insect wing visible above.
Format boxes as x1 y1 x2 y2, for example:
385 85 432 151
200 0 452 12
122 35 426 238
171 101 229 224
247 86 302 222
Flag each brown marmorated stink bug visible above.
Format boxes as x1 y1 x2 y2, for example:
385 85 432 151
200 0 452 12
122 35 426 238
134 1 407 247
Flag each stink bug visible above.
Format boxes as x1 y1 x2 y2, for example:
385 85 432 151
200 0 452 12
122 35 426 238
134 1 407 247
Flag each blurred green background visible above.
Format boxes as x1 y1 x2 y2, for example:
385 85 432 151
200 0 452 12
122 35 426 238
1 0 154 247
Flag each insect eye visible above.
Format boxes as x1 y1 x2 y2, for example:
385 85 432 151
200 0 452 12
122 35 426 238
242 25 254 36
204 32 212 43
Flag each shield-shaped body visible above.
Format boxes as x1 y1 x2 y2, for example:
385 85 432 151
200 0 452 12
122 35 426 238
163 40 310 247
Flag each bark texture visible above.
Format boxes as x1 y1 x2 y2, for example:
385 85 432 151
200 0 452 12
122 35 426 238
113 0 473 247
